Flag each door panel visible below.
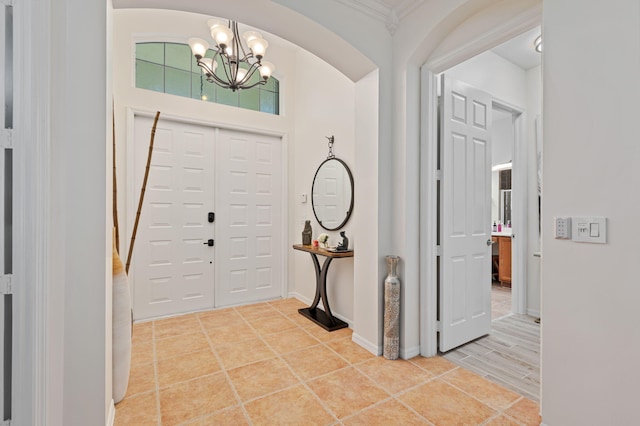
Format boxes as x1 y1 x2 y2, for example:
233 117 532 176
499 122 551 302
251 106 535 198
439 77 492 352
132 116 215 320
216 129 283 307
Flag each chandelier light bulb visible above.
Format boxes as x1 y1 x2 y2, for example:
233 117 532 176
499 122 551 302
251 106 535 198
243 31 262 44
211 25 234 47
236 68 247 83
187 38 209 59
259 61 274 79
207 18 227 30
248 37 268 59
200 57 217 76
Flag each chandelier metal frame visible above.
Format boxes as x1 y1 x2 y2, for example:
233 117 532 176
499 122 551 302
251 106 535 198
188 19 274 92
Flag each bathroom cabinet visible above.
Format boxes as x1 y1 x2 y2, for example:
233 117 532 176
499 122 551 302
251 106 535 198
496 236 512 287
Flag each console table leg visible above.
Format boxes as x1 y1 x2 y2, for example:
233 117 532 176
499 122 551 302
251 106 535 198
308 253 322 309
298 252 347 331
319 256 335 324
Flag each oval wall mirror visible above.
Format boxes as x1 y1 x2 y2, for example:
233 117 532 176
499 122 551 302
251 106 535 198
312 158 354 231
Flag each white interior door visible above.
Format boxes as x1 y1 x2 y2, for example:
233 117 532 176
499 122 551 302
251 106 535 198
216 128 283 307
439 76 492 352
132 116 215 320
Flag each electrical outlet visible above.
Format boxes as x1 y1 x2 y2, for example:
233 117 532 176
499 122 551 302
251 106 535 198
555 217 572 239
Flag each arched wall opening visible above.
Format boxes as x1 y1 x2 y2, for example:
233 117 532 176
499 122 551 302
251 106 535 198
387 0 541 357
110 2 388 354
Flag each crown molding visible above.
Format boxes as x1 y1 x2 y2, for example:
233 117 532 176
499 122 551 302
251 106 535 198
336 0 425 34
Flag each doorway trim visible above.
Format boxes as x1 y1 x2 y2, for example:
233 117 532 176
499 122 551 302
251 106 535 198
492 99 527 317
419 20 540 357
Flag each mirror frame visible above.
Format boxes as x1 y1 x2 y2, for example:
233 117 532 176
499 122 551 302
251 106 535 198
311 157 354 231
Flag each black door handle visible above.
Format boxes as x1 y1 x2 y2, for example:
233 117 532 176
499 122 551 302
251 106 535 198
203 239 214 246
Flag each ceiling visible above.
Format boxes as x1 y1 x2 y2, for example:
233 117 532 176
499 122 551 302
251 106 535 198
338 0 541 70
491 26 541 70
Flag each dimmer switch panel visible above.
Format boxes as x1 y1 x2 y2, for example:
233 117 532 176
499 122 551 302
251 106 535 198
554 217 572 239
572 216 607 244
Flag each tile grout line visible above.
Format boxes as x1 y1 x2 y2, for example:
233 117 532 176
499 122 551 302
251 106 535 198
124 301 540 425
237 303 344 424
150 321 162 426
197 311 255 426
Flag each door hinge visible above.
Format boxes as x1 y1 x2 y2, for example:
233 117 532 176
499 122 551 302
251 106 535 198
436 320 442 332
0 129 12 149
0 275 12 295
435 170 442 181
435 245 442 256
1 0 14 6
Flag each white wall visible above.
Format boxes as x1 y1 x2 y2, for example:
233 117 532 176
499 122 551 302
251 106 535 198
291 50 355 322
50 0 110 424
445 50 528 107
493 115 514 166
271 0 394 354
113 9 356 321
542 0 640 423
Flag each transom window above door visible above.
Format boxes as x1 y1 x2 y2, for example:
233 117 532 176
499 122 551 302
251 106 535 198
135 42 280 115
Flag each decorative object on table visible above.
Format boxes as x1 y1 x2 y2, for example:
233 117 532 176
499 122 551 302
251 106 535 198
312 240 319 248
302 220 312 245
317 233 329 248
311 136 355 231
188 19 275 92
336 231 349 251
383 255 401 360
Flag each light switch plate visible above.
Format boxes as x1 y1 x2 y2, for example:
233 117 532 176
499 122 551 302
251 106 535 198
572 216 607 244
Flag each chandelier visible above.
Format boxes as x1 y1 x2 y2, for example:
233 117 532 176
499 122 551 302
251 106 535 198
188 19 275 92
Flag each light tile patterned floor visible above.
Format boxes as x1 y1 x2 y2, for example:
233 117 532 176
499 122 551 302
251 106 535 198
115 298 541 425
491 282 513 320
447 283 541 403
444 314 541 403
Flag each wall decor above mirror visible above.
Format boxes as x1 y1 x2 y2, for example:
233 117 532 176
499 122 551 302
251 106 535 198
311 136 354 231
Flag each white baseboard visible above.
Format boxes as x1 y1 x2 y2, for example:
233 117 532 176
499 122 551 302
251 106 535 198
527 308 540 318
400 345 421 360
289 291 309 304
288 292 353 327
106 399 116 426
352 333 382 356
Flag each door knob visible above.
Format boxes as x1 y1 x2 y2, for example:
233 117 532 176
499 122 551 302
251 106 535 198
203 239 214 247
486 239 495 246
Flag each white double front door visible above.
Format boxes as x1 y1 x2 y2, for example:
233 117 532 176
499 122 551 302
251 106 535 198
131 116 283 320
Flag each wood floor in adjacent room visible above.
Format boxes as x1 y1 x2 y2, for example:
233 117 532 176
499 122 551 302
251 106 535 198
443 284 541 403
115 298 541 425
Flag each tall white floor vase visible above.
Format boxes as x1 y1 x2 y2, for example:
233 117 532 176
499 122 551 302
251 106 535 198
112 237 132 403
383 255 400 360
